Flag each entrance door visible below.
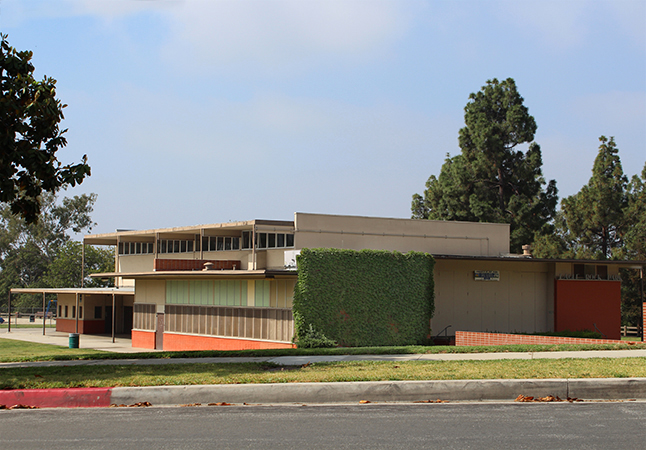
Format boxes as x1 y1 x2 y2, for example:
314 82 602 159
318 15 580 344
123 306 133 334
155 313 164 350
104 306 113 335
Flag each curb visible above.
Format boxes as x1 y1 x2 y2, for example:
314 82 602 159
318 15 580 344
3 378 646 409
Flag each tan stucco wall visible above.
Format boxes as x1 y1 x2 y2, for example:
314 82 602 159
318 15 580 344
294 213 510 257
432 259 553 336
135 280 166 313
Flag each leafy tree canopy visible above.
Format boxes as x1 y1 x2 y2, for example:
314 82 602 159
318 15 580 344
0 34 90 224
412 78 558 253
0 193 113 308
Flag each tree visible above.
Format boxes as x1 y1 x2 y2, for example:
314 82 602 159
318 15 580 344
560 136 628 260
412 78 558 253
43 241 114 289
0 34 90 224
0 192 108 308
624 162 646 260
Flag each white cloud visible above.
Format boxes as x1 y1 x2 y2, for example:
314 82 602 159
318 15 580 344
159 0 412 74
495 0 592 51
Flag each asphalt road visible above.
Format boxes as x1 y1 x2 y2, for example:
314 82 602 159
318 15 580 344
2 402 645 449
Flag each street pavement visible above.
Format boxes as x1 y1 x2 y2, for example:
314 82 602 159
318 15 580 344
2 327 646 407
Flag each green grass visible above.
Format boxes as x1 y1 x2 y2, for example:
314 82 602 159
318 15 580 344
2 358 646 390
1 338 646 363
0 324 56 329
0 339 112 362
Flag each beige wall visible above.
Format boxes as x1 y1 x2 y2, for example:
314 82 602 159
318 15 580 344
432 259 553 336
135 280 166 313
294 213 510 257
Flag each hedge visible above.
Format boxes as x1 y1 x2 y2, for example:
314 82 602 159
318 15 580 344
293 248 435 347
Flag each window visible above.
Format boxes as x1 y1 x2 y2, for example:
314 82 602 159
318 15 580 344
253 232 294 249
79 306 83 319
58 305 62 317
225 237 232 251
268 233 276 248
94 306 102 319
232 237 240 250
277 233 285 247
217 236 224 251
242 231 252 249
72 306 76 319
65 305 68 318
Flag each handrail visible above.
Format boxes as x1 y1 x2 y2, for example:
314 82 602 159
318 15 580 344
434 325 452 338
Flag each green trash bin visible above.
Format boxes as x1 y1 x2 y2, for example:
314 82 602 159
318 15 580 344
69 333 79 349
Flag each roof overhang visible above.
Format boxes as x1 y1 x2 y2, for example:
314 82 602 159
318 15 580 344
83 219 295 246
433 254 646 269
90 269 298 280
10 287 135 295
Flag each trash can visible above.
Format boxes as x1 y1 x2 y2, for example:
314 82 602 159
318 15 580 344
69 333 79 349
29 315 35 322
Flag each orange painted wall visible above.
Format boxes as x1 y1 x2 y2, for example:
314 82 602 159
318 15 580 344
131 329 156 349
163 333 295 351
56 319 105 334
554 280 621 340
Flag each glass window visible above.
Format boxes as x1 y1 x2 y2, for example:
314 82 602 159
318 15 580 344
217 236 224 251
277 233 285 247
65 305 68 318
79 306 83 319
180 240 187 253
242 231 251 249
118 242 124 254
161 240 167 253
225 237 232 251
187 240 193 252
232 237 240 250
72 306 76 319
173 240 180 253
148 243 154 253
209 237 216 251
136 243 141 254
286 234 294 247
202 237 209 251
268 233 276 248
257 233 267 249
124 243 130 255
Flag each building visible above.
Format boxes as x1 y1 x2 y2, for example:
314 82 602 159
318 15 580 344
12 213 644 349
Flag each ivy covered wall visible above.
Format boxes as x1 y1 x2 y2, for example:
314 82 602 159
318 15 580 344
293 248 435 347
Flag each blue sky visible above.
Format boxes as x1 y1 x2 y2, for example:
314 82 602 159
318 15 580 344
1 0 644 234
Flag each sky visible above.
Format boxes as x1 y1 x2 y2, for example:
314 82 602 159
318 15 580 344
1 0 644 235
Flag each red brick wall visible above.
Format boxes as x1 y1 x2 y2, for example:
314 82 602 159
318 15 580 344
455 331 627 346
153 259 241 271
163 333 296 351
131 329 156 349
56 319 105 334
554 280 621 340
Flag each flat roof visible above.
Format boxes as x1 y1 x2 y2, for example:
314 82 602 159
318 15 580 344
84 219 295 246
434 254 646 269
10 287 135 295
90 269 297 280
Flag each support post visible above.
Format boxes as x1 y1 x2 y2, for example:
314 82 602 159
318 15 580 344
112 293 116 343
7 291 11 333
81 242 85 288
75 292 79 334
42 292 46 336
641 268 644 342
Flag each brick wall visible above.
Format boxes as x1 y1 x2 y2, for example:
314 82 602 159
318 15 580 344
153 259 241 271
455 331 628 346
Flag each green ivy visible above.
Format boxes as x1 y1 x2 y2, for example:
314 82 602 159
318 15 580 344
293 248 435 347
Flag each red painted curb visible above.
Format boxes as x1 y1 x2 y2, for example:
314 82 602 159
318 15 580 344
0 387 112 408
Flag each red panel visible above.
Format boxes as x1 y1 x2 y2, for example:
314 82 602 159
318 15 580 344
153 259 241 271
55 319 104 335
131 329 156 349
554 280 621 340
0 388 112 408
163 333 296 351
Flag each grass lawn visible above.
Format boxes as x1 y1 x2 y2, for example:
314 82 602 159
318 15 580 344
1 358 646 390
0 339 112 362
1 338 646 363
